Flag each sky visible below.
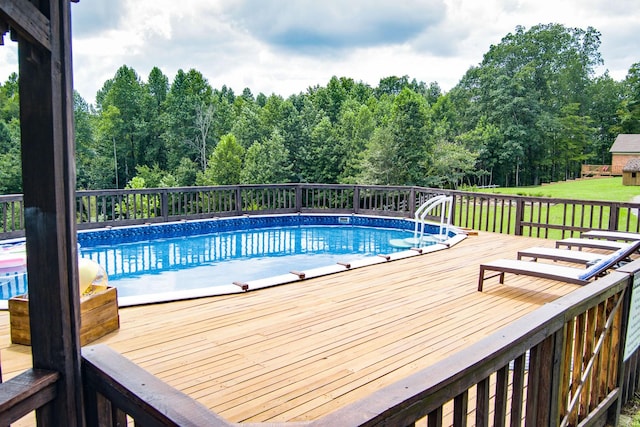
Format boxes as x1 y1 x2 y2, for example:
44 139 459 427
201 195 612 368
1 0 639 105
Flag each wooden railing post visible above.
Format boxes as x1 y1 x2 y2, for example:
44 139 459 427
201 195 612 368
449 192 458 226
235 187 243 216
409 187 416 219
514 198 525 236
295 184 303 212
609 203 620 231
353 186 360 214
161 190 169 222
549 327 567 426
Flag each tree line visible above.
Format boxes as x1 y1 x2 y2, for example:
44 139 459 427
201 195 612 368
0 23 639 195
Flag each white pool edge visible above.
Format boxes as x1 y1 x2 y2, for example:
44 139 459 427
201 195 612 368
1 215 468 308
116 239 464 307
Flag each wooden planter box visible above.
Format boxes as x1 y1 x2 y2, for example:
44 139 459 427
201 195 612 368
9 286 120 346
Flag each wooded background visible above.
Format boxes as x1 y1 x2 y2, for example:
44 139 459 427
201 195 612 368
1 23 639 193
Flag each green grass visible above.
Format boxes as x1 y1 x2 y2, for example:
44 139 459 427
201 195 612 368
474 177 640 203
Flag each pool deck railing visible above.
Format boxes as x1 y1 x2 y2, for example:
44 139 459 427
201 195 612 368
3 184 640 241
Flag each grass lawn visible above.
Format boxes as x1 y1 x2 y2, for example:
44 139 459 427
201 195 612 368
475 177 640 203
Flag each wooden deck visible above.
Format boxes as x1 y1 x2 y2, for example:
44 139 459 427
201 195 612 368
0 232 595 423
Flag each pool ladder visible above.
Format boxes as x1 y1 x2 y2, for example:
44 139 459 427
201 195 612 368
413 195 453 246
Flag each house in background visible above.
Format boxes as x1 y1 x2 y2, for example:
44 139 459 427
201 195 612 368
610 134 640 176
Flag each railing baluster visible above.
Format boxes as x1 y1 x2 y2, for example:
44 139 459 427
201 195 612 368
475 378 490 427
494 366 508 427
511 354 526 427
453 391 468 427
427 406 443 427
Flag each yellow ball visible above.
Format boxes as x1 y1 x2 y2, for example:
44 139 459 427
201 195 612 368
78 258 108 296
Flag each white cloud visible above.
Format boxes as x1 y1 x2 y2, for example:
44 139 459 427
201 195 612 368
0 0 638 104
224 0 447 52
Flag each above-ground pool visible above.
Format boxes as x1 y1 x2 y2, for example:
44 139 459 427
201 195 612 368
0 214 465 306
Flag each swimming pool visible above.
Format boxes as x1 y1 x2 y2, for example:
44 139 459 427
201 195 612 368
0 214 465 306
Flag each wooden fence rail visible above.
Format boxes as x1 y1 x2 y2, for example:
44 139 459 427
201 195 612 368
4 184 639 241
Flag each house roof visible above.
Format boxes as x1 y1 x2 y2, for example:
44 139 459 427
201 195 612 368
610 134 640 153
623 158 640 172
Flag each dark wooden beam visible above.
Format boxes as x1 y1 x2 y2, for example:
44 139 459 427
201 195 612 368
0 369 59 425
0 0 51 50
15 0 84 425
83 345 228 426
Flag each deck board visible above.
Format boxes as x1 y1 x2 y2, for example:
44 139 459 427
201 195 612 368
0 231 616 423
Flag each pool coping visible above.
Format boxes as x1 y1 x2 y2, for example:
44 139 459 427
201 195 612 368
0 214 467 308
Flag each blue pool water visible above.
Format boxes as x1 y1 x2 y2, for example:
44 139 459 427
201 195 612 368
0 215 455 303
81 225 415 298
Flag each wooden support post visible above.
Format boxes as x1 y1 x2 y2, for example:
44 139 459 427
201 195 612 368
409 186 416 219
353 186 360 214
235 187 243 216
295 184 303 212
160 189 169 221
514 198 525 236
608 203 620 232
13 0 84 424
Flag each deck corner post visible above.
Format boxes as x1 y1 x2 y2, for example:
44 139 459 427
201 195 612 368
14 0 85 424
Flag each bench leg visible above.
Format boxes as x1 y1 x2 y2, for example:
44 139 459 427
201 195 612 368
478 267 505 291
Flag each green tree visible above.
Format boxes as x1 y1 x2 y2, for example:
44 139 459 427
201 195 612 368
0 119 21 194
336 102 375 183
163 69 213 170
132 164 176 188
142 67 170 169
96 105 124 189
74 91 97 189
283 97 319 181
453 23 604 185
456 117 501 187
0 72 19 123
615 62 640 134
308 116 339 183
231 103 265 149
357 126 398 185
586 74 625 164
389 87 432 185
312 76 349 124
174 157 198 187
98 65 148 184
241 131 291 184
198 134 244 185
426 141 479 189
555 103 595 179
